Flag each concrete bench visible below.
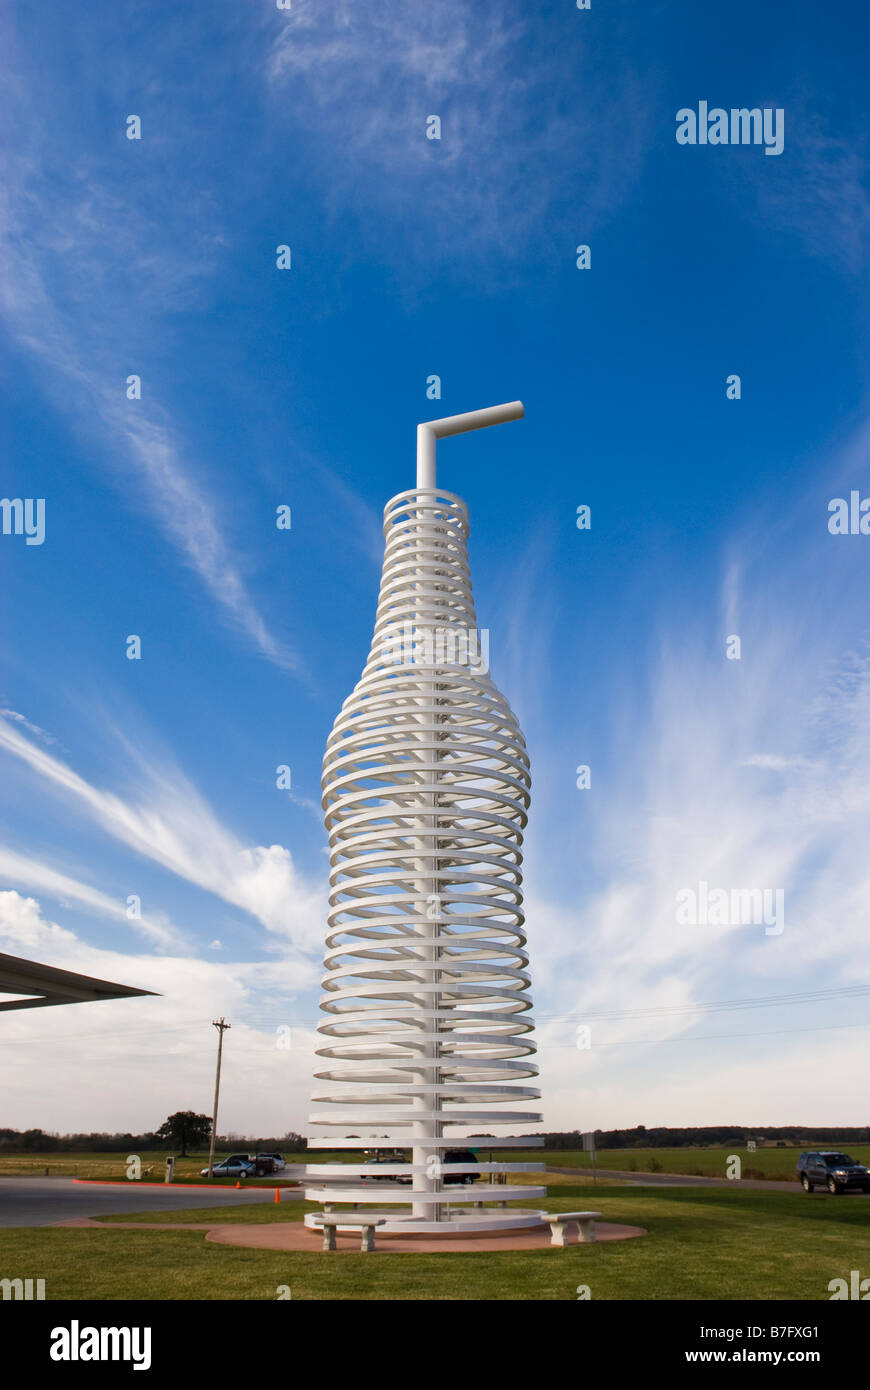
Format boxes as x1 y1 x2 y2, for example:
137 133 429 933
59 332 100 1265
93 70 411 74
318 1214 386 1252
546 1211 602 1246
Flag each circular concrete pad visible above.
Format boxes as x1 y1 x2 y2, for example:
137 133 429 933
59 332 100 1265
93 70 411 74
205 1220 647 1254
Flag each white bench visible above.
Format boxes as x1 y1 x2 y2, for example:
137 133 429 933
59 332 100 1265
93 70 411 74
318 1214 386 1252
546 1211 601 1246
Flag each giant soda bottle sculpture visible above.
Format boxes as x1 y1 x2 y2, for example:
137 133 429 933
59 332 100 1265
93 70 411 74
304 403 544 1233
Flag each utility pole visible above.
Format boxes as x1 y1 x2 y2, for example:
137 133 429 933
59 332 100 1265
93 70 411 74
207 1018 231 1179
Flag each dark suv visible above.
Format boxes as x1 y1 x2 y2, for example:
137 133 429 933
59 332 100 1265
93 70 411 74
443 1149 480 1185
797 1151 870 1194
252 1154 278 1176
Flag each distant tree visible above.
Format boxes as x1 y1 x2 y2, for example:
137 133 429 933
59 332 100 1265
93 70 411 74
155 1111 212 1156
21 1128 58 1153
280 1132 307 1152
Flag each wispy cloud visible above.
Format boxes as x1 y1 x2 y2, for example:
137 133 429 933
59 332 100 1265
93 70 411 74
266 0 656 269
535 616 870 1014
0 15 297 672
740 753 815 772
742 101 870 275
0 846 187 953
522 621 870 1123
501 413 870 1123
0 708 57 744
0 713 325 955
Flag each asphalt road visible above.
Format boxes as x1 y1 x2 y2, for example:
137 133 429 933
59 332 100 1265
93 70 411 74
0 1177 293 1228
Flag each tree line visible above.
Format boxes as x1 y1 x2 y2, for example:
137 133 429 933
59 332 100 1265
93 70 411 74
4 1121 868 1154
526 1125 870 1150
0 1124 308 1154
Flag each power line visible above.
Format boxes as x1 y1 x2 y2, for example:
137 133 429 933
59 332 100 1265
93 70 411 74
542 1018 870 1048
6 982 869 1053
0 1018 211 1047
542 983 870 1024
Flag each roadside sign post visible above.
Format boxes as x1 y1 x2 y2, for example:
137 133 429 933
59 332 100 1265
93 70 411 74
582 1131 597 1183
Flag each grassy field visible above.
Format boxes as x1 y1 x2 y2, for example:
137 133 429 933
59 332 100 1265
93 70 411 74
8 1144 869 1183
0 1151 304 1181
497 1145 870 1182
4 1180 868 1299
0 1149 372 1180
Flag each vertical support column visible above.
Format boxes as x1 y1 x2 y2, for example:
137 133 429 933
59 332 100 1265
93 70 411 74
410 403 523 1219
411 493 442 1221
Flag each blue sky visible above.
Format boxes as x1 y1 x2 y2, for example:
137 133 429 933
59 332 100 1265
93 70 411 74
3 0 870 1135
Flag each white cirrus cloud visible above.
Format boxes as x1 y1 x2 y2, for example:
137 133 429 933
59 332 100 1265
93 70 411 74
0 846 187 953
0 12 297 673
0 713 326 955
265 0 656 268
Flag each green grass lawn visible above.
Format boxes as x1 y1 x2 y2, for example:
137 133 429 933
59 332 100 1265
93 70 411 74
0 1148 352 1180
4 1181 868 1300
0 1151 303 1181
5 1144 869 1183
501 1145 870 1181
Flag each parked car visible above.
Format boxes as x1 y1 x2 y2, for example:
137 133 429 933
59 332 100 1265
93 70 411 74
360 1148 480 1185
251 1155 273 1176
260 1152 285 1171
443 1149 480 1185
362 1151 411 1184
201 1154 256 1178
797 1151 870 1194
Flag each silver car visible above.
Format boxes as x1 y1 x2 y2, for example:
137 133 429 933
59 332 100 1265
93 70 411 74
200 1154 255 1178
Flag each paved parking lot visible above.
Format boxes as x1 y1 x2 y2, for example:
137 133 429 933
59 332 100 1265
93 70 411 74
0 1176 287 1227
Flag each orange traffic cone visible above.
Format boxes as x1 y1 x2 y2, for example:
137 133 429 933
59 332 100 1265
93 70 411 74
235 1180 241 1189
274 1188 280 1204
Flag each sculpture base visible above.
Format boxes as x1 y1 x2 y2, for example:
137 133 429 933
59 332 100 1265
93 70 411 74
304 1208 546 1235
